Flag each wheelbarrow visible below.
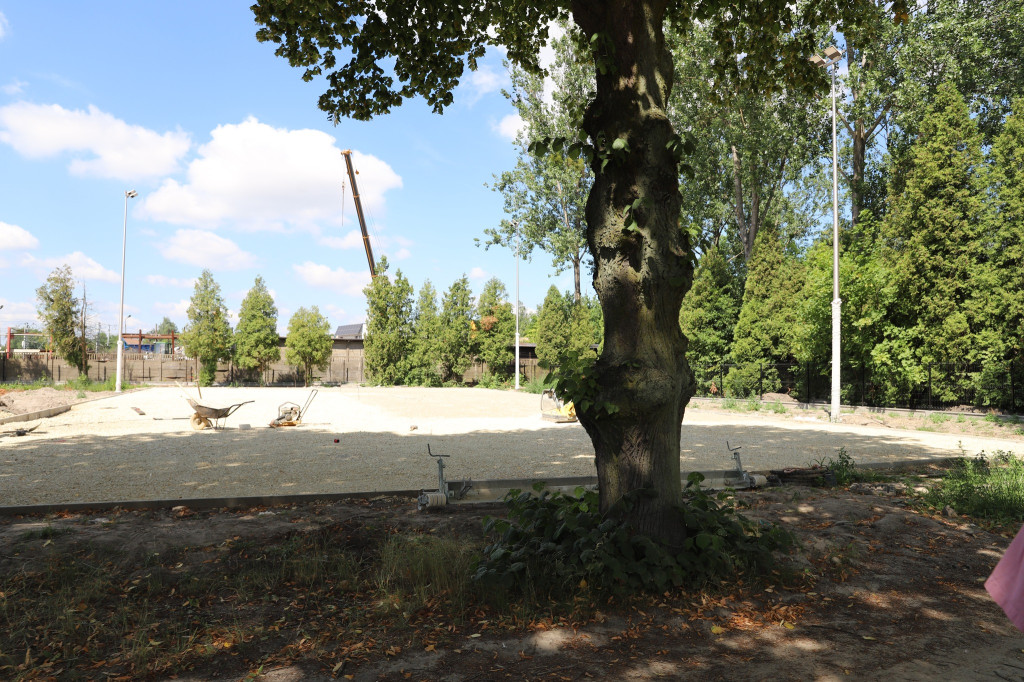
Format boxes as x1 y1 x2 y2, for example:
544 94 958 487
187 398 254 431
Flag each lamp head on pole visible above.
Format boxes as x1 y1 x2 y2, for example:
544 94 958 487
125 189 138 199
809 45 845 68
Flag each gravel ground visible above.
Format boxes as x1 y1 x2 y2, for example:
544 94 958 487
1 385 1021 507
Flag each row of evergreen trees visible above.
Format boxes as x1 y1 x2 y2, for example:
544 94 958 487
362 259 604 386
681 87 1023 408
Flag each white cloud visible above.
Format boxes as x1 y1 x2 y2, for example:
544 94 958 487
1 79 26 96
293 261 370 297
158 229 258 270
463 65 506 105
469 267 489 280
393 248 412 260
0 300 39 328
146 275 196 288
494 113 525 142
0 221 39 250
0 103 191 180
153 299 190 321
21 251 119 282
139 117 402 231
318 230 365 250
0 12 8 41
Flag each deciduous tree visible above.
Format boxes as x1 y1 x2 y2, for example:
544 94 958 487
35 265 88 375
285 306 332 386
253 0 906 543
363 258 414 385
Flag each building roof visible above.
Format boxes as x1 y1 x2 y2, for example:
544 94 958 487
334 323 365 340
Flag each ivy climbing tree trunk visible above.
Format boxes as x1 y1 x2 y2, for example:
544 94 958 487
571 0 695 547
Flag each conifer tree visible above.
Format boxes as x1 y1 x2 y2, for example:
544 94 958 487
535 286 598 370
182 270 232 386
362 258 414 385
475 278 516 380
679 248 741 392
437 276 474 383
409 280 442 386
875 82 989 400
727 228 804 396
990 99 1024 363
234 276 279 384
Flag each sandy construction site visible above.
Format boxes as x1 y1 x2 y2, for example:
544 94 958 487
1 385 1021 507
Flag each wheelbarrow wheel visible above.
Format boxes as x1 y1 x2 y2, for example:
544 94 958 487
190 413 211 431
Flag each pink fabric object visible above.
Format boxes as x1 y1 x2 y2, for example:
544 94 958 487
986 525 1024 631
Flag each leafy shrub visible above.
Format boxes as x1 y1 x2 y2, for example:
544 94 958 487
927 452 1024 522
816 447 858 486
474 476 792 596
520 374 554 394
475 372 508 390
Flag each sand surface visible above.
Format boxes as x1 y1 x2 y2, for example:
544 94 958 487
1 385 1020 506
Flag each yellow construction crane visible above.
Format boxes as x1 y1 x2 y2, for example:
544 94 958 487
341 150 377 278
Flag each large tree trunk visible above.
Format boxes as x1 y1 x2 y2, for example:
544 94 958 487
571 0 695 547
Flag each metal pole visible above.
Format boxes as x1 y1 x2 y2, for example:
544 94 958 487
514 221 521 390
830 61 842 424
115 191 136 392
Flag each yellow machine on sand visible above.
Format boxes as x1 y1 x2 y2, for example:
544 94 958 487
540 388 577 423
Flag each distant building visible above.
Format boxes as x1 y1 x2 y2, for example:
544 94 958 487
334 323 365 341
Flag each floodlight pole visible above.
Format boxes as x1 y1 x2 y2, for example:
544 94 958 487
829 55 842 424
514 221 521 390
115 190 138 393
811 47 844 424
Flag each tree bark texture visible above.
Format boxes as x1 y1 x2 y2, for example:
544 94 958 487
571 0 695 547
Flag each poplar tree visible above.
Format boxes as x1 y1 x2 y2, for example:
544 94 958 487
182 270 232 386
234 276 280 384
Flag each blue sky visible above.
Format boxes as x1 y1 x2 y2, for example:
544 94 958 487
0 2 581 340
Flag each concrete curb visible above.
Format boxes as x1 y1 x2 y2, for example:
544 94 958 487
0 404 71 426
0 462 944 517
0 387 150 426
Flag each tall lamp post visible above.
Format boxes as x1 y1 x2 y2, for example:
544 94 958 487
115 190 138 393
514 221 521 391
810 45 845 424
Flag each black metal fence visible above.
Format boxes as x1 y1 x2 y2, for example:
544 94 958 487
693 359 1023 414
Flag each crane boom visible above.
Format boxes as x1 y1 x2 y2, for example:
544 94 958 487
341 150 376 278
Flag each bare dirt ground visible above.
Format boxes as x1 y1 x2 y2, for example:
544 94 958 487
4 480 1024 680
0 387 118 419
